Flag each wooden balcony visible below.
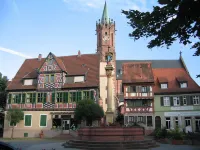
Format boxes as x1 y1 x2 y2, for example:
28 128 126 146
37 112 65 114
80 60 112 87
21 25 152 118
124 92 154 99
125 106 153 113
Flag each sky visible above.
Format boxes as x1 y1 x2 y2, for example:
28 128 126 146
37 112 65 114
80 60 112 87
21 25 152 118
0 0 199 85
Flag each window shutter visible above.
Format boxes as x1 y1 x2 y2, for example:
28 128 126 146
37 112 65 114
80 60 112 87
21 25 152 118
170 97 174 106
77 91 82 102
52 92 55 104
43 93 47 103
147 86 150 92
127 86 130 92
32 93 36 104
63 92 68 103
18 94 21 104
40 115 47 127
90 90 94 100
160 97 164 106
25 115 32 126
8 94 12 104
22 93 26 104
190 96 193 105
180 96 183 106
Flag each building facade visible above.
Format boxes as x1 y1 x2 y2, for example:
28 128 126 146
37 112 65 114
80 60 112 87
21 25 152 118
4 2 200 138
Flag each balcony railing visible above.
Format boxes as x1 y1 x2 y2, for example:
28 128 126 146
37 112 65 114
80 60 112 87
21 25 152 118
125 106 153 113
125 92 153 99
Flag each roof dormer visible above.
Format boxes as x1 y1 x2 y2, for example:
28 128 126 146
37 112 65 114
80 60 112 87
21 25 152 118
158 77 168 89
176 77 188 88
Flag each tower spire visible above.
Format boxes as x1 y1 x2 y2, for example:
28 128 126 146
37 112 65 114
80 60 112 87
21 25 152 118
101 1 109 24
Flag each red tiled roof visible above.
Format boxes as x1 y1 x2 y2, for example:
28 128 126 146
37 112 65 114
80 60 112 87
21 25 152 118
153 68 200 94
7 54 99 91
122 62 154 83
158 77 168 83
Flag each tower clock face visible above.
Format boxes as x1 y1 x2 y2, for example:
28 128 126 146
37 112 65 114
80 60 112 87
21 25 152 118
103 35 110 41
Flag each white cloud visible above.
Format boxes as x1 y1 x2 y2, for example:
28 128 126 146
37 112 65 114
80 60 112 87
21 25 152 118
0 46 32 58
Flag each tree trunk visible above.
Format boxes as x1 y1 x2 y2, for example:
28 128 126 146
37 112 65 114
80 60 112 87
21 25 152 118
11 126 14 139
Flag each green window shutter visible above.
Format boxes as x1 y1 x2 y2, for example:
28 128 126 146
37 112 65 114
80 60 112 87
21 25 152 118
22 93 26 104
90 91 94 100
190 96 193 105
160 97 164 106
32 93 36 103
63 92 68 103
18 94 22 104
180 96 183 106
40 115 47 127
25 115 32 126
43 93 47 103
8 94 12 104
77 91 82 102
127 86 130 92
170 97 174 106
52 92 55 103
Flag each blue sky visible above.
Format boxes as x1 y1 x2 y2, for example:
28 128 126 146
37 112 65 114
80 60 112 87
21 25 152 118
0 0 199 85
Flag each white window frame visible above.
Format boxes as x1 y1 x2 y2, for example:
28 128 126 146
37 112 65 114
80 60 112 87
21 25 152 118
173 97 180 106
74 76 85 83
9 121 17 127
180 82 187 88
183 96 187 105
163 97 170 106
39 114 47 127
24 114 32 127
193 96 199 105
161 83 168 89
24 79 33 85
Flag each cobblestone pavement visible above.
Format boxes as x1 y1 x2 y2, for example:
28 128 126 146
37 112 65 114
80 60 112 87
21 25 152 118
2 140 200 150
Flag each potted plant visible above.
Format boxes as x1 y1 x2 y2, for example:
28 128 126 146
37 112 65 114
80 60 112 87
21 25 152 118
170 127 184 145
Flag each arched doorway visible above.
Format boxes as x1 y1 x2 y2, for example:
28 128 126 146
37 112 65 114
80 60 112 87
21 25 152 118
155 116 161 129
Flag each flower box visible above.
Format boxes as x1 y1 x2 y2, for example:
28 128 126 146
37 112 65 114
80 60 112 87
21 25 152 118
172 139 184 145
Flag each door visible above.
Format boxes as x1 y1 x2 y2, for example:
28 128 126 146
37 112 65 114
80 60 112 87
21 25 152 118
155 116 161 129
62 120 70 134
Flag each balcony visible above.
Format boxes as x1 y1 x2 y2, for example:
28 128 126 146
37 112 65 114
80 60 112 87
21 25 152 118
125 106 153 113
124 92 153 99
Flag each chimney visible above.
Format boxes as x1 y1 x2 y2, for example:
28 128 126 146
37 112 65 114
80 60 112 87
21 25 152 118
38 54 42 61
78 50 81 57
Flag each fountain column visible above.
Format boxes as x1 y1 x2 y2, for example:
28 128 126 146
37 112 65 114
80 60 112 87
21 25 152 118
105 62 114 124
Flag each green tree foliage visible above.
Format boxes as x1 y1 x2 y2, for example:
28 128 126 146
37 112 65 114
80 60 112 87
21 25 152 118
74 100 104 124
6 109 24 139
116 113 124 126
122 0 200 77
0 72 8 110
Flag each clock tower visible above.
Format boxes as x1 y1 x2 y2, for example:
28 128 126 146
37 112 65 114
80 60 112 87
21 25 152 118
96 1 116 62
97 2 117 118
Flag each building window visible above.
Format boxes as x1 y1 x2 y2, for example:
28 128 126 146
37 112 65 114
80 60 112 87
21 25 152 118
185 117 191 126
9 121 17 127
163 97 170 106
183 96 187 105
37 93 46 103
24 114 32 127
83 91 90 100
165 117 171 129
138 116 144 123
24 79 33 85
26 93 33 103
45 75 49 83
141 86 147 93
50 75 54 82
12 94 21 103
180 82 187 88
70 92 76 102
129 116 135 123
40 114 47 127
161 83 168 89
173 97 180 106
56 93 63 103
175 117 179 127
193 96 199 105
66 76 74 83
147 116 153 126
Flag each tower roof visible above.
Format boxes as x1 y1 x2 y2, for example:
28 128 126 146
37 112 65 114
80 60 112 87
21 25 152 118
101 1 109 24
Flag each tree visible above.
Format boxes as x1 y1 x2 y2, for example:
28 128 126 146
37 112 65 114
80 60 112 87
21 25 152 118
122 0 200 77
0 72 8 111
74 100 104 126
6 109 24 139
116 113 124 126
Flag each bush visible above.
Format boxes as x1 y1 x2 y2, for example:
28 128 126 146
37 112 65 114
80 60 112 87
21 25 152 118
168 127 185 140
154 127 168 139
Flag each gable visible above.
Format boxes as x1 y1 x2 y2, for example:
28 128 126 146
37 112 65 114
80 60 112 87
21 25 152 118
39 53 62 72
